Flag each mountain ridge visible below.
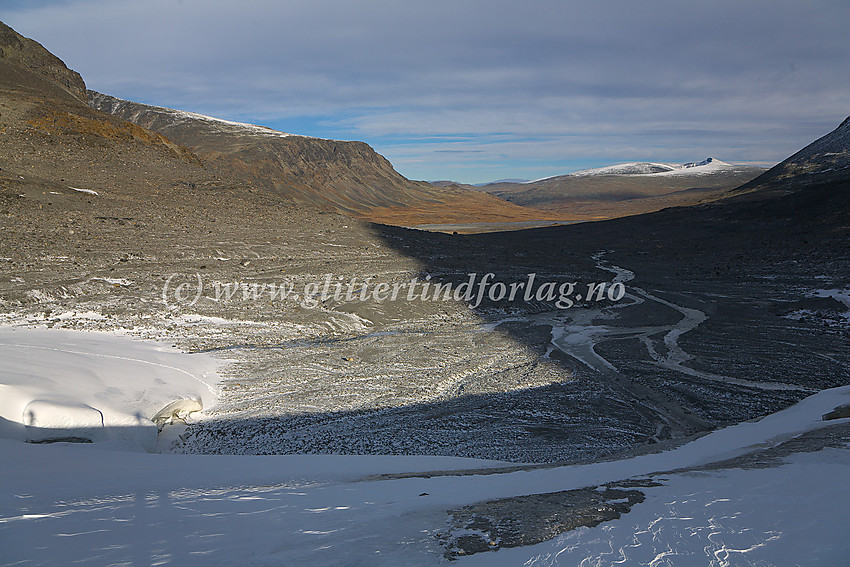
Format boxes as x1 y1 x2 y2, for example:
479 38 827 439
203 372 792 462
0 20 563 229
87 90 566 223
731 116 850 195
477 159 765 221
86 91 437 211
555 157 729 178
0 21 86 102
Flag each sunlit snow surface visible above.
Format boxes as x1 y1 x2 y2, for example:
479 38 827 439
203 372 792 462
1 327 850 566
0 327 219 450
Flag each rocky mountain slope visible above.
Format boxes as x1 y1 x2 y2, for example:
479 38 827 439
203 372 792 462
0 19 559 230
0 21 85 102
731 116 850 196
0 21 219 205
87 92 564 224
86 91 439 212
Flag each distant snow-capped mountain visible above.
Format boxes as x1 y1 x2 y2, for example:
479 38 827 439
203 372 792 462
565 157 734 178
479 157 765 220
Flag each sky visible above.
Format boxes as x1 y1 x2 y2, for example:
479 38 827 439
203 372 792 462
2 0 849 184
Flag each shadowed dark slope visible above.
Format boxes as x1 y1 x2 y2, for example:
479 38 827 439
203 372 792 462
732 116 850 195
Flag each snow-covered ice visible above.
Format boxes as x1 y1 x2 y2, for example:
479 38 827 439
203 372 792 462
1 327 849 566
460 449 850 566
0 327 219 450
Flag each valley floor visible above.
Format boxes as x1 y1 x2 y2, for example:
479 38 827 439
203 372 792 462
1 152 848 565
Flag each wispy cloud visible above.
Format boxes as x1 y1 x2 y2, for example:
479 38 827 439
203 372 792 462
4 0 849 183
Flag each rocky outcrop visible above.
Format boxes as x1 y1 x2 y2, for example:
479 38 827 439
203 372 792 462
823 404 850 421
439 481 658 559
0 21 86 102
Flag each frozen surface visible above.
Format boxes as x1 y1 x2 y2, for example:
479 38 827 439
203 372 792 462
0 326 219 449
1 328 849 565
460 449 850 566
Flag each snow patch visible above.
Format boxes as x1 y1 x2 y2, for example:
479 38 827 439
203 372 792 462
68 186 98 196
91 277 133 286
173 313 268 326
53 310 107 321
0 327 220 450
167 108 298 139
570 162 679 176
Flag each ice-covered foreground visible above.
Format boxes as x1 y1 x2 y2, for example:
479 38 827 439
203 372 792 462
0 327 219 450
1 328 850 566
460 449 850 567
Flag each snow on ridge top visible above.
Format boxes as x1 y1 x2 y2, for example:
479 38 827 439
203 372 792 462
655 157 735 176
564 158 735 178
569 162 678 177
166 108 299 139
683 157 719 168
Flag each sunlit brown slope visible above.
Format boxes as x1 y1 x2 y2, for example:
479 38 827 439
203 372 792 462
0 21 211 200
88 92 568 225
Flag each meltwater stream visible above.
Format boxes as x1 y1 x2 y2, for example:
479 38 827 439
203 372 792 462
537 255 812 393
